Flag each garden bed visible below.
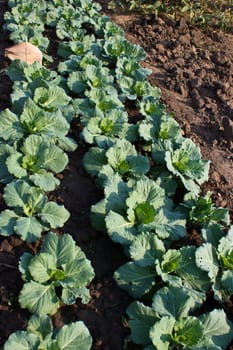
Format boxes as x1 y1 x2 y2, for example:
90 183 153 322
0 0 233 349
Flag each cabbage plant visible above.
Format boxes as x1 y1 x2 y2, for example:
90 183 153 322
83 139 149 185
19 232 94 315
5 134 68 191
4 314 92 350
165 138 210 195
81 109 137 148
0 99 77 152
0 180 70 242
114 233 210 298
91 174 186 247
127 286 233 350
196 226 233 302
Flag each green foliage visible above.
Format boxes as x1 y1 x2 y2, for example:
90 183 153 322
165 138 210 195
2 1 233 349
0 180 70 242
108 0 233 32
181 191 230 228
19 232 94 314
0 99 77 152
196 226 233 302
83 139 150 185
4 134 68 191
4 314 92 350
127 287 233 349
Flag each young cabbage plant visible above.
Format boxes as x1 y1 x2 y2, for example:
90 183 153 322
80 109 137 148
57 34 100 59
91 174 186 248
4 314 92 350
0 99 77 152
103 35 146 62
19 232 94 315
5 134 68 191
56 16 85 41
74 87 124 124
67 64 113 95
180 191 230 228
127 286 233 350
83 139 150 186
114 234 210 298
7 60 61 86
3 2 47 49
139 111 183 165
164 138 210 195
139 112 182 145
11 84 72 121
115 57 154 100
0 180 70 242
196 225 233 302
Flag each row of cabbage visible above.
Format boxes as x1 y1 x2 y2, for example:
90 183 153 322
0 1 99 348
2 0 233 349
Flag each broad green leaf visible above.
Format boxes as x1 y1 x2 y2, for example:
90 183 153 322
160 249 182 274
129 233 165 267
39 202 70 228
150 316 175 350
6 152 27 178
195 243 219 281
0 144 14 183
0 108 24 141
152 207 186 241
34 86 71 112
28 186 48 213
201 309 233 348
90 199 107 232
3 331 39 350
105 210 136 246
61 286 91 305
202 223 225 247
83 147 107 176
42 232 76 266
30 170 60 191
221 270 233 295
177 246 211 292
127 301 158 345
27 314 53 340
21 134 44 156
114 262 156 298
104 173 128 212
152 286 197 319
19 281 59 315
15 216 42 243
43 144 68 173
4 180 30 208
56 321 92 350
28 252 57 283
19 253 34 281
56 136 77 152
172 317 203 346
0 209 18 236
62 256 94 287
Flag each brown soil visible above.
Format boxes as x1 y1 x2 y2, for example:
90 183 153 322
0 1 233 349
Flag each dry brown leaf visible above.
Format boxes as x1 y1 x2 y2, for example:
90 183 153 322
4 42 43 64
